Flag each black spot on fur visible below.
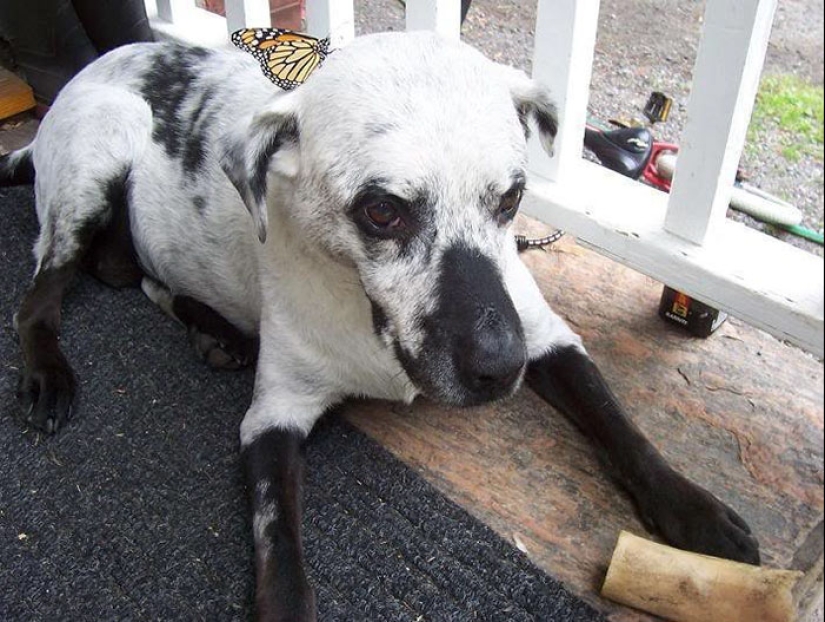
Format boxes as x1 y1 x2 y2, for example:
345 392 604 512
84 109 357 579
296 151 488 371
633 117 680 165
366 295 390 339
140 45 214 170
516 92 558 143
193 195 207 216
249 117 299 205
75 170 129 251
182 86 218 174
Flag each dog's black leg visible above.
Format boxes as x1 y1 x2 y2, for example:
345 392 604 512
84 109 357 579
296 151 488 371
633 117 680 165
14 170 137 432
526 344 760 564
172 295 258 369
15 262 79 433
243 427 316 622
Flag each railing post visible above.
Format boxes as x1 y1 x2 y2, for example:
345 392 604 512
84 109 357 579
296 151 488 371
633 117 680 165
527 0 600 183
156 0 193 24
306 0 355 47
405 0 461 41
664 0 777 245
225 0 271 33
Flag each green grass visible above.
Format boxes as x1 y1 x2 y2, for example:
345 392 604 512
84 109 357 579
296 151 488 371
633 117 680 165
748 74 824 163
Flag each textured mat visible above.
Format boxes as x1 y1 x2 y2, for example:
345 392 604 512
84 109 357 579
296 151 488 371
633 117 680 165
0 185 603 621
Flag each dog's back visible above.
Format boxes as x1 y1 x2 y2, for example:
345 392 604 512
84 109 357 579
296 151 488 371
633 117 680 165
27 42 281 334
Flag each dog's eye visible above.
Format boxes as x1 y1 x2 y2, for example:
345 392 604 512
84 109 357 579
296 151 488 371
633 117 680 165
497 187 523 224
364 200 404 232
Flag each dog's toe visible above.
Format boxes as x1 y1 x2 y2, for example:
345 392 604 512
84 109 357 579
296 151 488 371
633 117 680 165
17 366 76 434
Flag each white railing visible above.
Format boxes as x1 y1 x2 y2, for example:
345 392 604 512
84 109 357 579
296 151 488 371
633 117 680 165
143 0 824 358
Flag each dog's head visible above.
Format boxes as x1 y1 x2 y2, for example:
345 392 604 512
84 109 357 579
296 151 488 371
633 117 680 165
223 32 557 406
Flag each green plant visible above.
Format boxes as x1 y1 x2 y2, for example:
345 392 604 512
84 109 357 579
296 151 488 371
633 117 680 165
748 74 824 163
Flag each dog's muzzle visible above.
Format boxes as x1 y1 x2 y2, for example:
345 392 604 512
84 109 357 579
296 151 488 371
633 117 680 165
395 244 527 406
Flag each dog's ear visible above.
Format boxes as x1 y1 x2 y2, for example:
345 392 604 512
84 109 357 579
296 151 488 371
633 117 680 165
219 92 301 243
497 65 558 157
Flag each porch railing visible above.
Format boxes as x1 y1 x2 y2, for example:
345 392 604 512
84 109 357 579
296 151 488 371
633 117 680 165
143 0 825 358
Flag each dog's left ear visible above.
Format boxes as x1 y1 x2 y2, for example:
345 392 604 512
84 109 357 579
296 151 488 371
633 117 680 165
497 65 558 157
219 92 301 243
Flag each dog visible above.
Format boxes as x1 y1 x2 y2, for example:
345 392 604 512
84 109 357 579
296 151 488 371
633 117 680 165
0 31 759 621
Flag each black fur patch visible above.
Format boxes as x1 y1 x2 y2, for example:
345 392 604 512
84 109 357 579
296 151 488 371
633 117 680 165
0 150 35 186
249 117 299 206
367 294 390 339
75 171 127 249
182 86 218 174
140 45 214 172
516 93 558 143
348 180 435 259
82 169 143 287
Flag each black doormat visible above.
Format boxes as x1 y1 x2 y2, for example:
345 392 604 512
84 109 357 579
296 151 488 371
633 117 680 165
0 185 603 621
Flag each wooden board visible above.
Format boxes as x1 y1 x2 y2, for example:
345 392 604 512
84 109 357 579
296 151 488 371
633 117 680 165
0 69 35 121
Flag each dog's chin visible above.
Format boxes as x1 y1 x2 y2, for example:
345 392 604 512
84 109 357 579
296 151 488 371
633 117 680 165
445 374 524 407
422 370 524 407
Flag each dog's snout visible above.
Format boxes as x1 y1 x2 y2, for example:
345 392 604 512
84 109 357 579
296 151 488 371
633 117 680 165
460 308 525 394
393 243 526 406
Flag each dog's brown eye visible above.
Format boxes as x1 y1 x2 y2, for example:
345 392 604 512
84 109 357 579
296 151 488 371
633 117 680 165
365 201 403 230
497 188 523 223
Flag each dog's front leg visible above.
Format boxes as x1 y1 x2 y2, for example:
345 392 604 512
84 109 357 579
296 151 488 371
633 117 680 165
242 425 316 622
526 343 760 565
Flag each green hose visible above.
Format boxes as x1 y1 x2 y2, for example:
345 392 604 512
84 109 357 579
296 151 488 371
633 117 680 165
781 224 825 245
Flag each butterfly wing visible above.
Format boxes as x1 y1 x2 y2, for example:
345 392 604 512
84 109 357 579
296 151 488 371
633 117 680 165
231 28 330 90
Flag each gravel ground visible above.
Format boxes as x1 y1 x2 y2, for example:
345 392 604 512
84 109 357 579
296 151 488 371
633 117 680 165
355 0 824 256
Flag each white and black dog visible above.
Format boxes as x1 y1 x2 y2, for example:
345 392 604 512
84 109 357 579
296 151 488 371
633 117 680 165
1 32 758 621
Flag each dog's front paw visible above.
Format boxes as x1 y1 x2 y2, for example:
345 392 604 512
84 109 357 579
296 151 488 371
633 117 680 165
17 360 76 434
639 471 760 564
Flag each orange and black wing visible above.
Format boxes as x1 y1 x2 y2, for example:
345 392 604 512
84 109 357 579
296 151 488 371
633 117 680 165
231 28 330 90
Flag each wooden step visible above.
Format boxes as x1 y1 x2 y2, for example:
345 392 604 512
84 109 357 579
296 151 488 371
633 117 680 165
0 68 35 120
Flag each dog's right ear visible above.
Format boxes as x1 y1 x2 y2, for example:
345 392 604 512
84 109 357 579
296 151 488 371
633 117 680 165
219 92 301 243
495 64 558 157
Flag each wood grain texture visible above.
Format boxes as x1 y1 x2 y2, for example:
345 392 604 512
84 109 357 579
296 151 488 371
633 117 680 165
344 214 824 621
0 69 35 121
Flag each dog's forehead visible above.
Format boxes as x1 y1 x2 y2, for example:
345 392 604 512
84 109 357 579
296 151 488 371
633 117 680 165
298 32 526 193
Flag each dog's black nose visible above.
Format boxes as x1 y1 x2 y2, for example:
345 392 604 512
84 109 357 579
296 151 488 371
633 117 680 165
459 309 525 395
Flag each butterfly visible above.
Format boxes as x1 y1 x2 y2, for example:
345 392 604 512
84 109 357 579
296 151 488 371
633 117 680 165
231 28 332 91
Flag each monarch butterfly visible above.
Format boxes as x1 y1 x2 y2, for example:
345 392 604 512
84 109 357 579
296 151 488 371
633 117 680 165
231 28 331 91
